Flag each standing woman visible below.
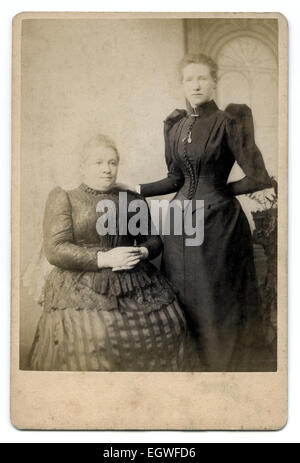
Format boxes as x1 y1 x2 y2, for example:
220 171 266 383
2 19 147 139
138 54 273 371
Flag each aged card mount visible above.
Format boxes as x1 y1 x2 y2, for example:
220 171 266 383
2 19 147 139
11 12 288 430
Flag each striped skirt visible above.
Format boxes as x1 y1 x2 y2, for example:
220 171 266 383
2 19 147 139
28 298 188 371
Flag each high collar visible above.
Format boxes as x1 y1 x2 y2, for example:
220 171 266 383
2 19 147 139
186 99 218 117
79 183 119 196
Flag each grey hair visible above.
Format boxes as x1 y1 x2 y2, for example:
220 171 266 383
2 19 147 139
80 133 119 167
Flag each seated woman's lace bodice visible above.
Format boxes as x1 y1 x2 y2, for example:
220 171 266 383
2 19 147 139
41 184 176 313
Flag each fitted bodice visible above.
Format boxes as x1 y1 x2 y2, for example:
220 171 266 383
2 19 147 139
170 107 235 199
43 183 162 273
41 183 174 313
140 100 271 200
67 184 134 249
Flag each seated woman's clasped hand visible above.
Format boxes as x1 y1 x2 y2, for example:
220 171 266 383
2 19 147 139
98 246 149 271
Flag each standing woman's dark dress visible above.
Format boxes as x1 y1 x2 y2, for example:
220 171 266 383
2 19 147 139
140 99 272 371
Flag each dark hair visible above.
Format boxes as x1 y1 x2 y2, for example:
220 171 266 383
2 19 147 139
80 133 119 167
178 54 218 82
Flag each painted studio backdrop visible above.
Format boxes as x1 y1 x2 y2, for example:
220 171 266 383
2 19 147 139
20 18 278 368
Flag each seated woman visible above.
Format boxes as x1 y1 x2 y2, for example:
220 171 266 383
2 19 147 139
28 134 188 371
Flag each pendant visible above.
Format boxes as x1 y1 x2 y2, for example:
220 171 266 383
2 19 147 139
187 132 192 143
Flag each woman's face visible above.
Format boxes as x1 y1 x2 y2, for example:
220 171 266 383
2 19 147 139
81 145 119 191
182 63 216 108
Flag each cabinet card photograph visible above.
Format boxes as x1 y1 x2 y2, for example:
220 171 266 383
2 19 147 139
11 12 288 430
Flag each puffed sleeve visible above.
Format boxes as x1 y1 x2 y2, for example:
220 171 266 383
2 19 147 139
43 187 101 271
225 104 272 195
140 110 186 197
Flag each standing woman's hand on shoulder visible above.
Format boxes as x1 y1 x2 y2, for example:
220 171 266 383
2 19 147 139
114 182 141 194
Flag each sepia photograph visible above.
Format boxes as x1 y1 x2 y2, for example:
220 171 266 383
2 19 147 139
11 11 287 430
